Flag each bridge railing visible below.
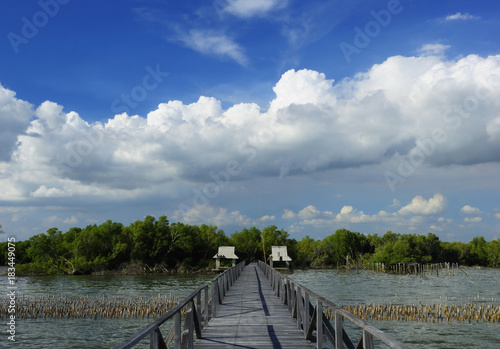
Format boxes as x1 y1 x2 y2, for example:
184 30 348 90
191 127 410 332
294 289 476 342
211 261 245 317
113 261 245 349
258 261 410 349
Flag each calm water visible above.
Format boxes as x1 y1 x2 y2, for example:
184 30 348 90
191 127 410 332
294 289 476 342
1 267 499 348
289 268 500 349
0 270 215 348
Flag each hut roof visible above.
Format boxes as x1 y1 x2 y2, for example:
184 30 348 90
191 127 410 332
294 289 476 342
269 246 292 261
213 246 238 259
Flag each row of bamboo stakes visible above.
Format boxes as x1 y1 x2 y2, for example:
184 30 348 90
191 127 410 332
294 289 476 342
4 293 498 325
0 294 180 320
342 262 469 276
324 303 500 324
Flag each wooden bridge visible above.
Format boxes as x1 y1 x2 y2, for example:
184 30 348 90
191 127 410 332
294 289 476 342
113 262 409 349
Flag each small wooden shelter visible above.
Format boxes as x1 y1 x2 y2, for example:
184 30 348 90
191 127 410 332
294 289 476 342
269 246 292 268
213 246 238 270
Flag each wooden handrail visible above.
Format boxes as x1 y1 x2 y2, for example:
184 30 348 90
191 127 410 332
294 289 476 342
258 261 410 349
113 285 208 349
113 261 245 349
211 261 246 317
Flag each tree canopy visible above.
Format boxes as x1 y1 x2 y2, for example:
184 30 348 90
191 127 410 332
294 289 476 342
1 217 499 274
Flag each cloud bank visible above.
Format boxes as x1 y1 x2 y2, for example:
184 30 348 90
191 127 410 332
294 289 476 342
1 52 500 236
282 193 448 230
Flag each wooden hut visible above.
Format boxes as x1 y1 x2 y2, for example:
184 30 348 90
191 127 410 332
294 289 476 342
269 246 292 268
213 246 238 270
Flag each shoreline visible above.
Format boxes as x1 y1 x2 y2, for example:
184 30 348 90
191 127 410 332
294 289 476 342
2 263 494 277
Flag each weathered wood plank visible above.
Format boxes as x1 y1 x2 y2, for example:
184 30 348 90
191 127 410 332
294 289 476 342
194 263 315 349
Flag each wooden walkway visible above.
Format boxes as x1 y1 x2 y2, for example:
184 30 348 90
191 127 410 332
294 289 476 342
194 263 315 349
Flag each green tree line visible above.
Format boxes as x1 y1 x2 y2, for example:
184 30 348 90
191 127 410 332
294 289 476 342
1 216 499 274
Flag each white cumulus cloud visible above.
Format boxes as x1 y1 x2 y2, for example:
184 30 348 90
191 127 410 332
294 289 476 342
460 205 481 215
63 216 78 224
464 217 482 223
0 84 33 161
398 193 447 216
283 193 448 229
172 205 256 227
297 205 322 219
30 185 69 198
282 209 297 220
260 215 275 222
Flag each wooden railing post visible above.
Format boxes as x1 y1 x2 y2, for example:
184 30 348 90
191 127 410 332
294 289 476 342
150 328 167 349
335 312 343 349
281 278 285 303
317 299 323 349
196 292 202 332
286 280 291 309
304 291 310 338
203 287 209 328
276 272 279 296
278 275 281 298
296 286 303 330
221 272 225 294
211 280 217 317
186 301 194 349
280 277 284 302
221 275 225 297
363 329 374 349
174 312 181 349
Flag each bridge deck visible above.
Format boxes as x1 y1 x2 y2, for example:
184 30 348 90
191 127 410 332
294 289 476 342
194 263 315 349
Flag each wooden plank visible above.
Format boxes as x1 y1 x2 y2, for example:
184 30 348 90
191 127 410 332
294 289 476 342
194 263 315 349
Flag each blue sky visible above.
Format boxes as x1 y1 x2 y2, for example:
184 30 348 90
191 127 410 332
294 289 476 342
1 0 500 242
